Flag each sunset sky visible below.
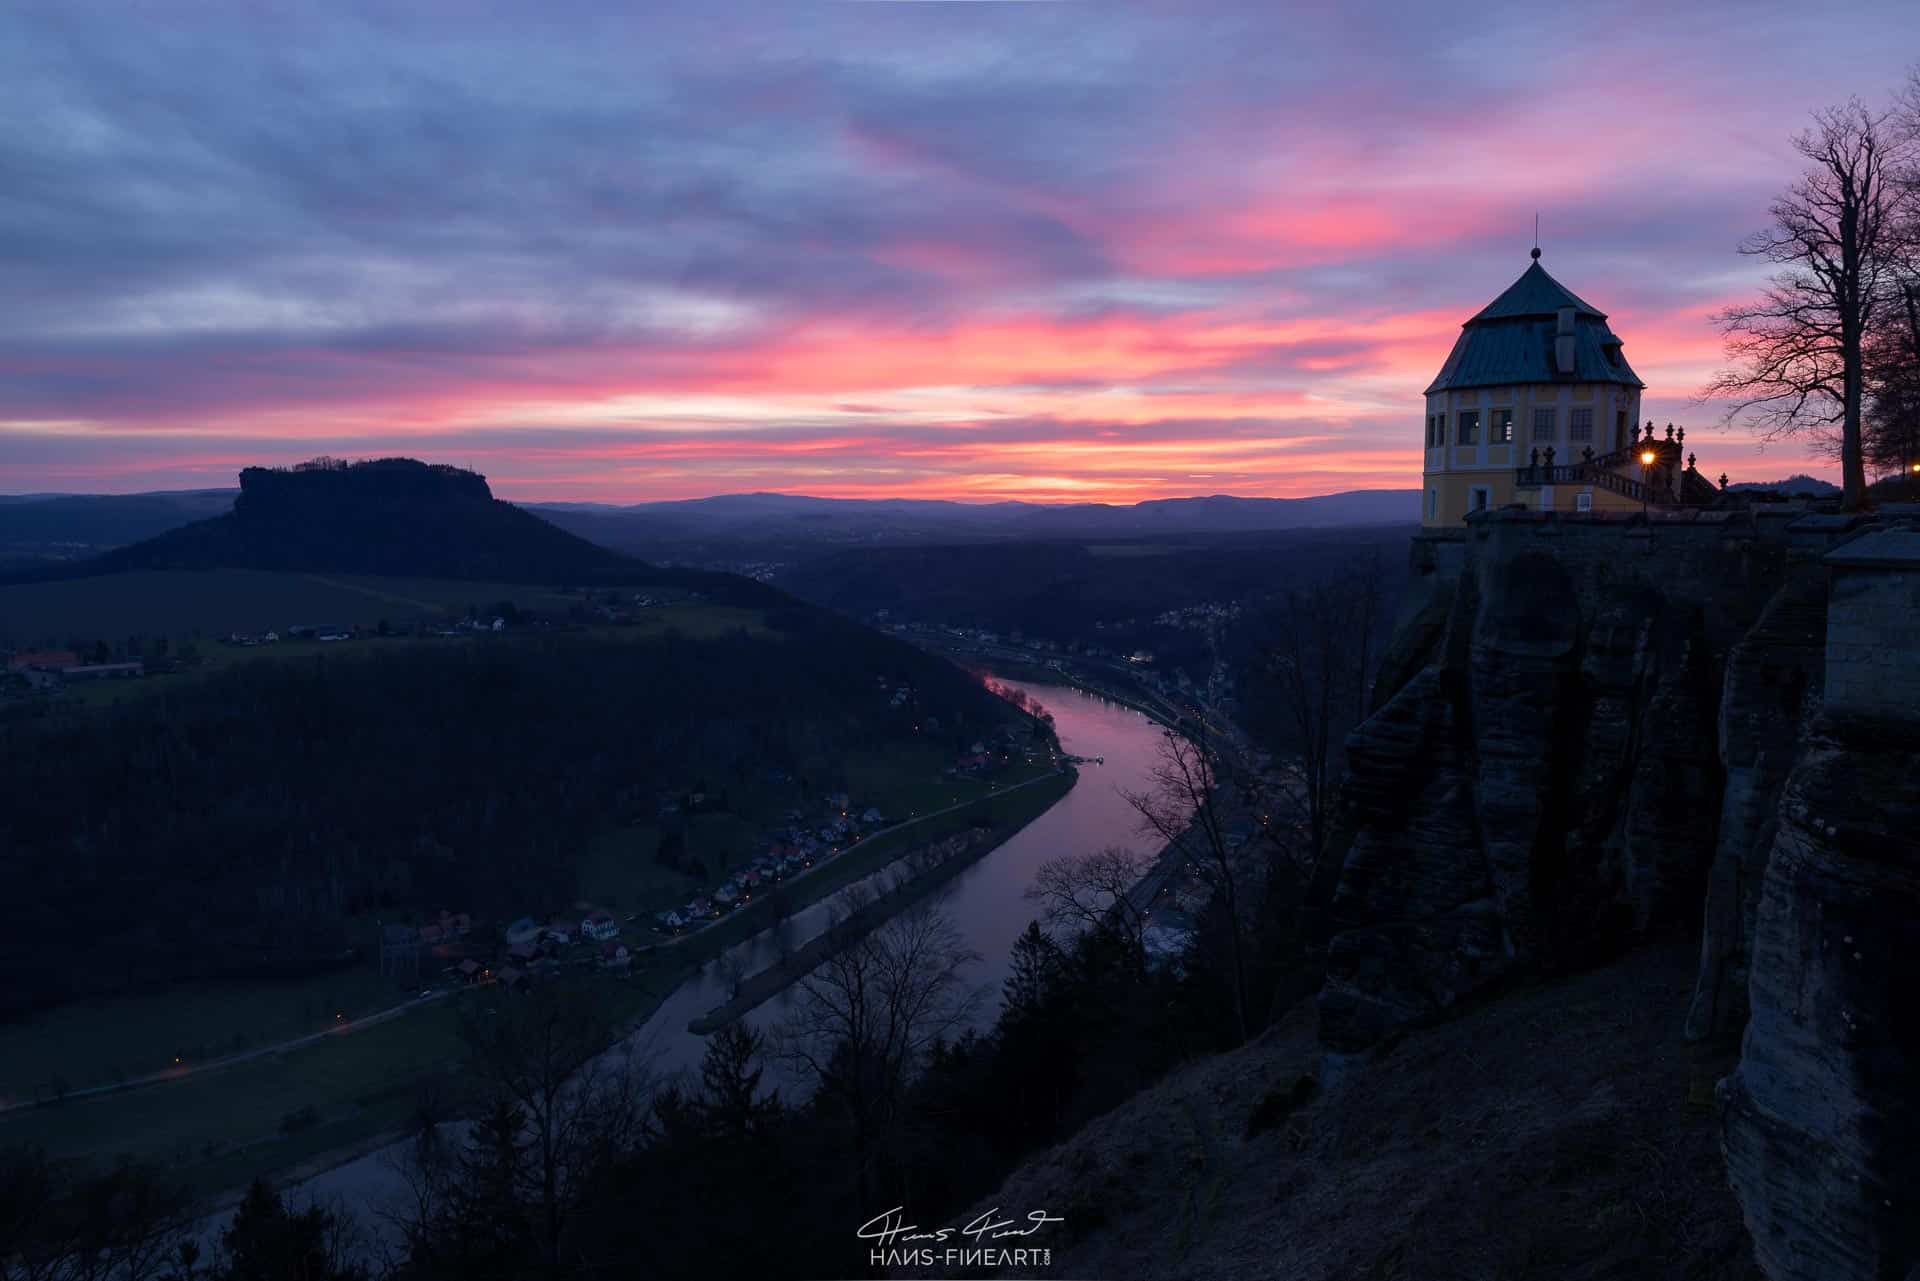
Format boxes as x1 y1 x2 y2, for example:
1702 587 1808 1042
3 2 1915 503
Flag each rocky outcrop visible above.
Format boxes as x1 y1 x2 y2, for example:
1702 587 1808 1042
1685 567 1828 1043
1320 510 1920 1281
1718 529 1920 1281
1318 515 1773 1051
1718 720 1920 1281
1319 666 1508 1049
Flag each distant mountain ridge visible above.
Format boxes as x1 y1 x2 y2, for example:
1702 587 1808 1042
0 458 776 594
0 479 1419 572
530 488 1415 532
525 488 1418 561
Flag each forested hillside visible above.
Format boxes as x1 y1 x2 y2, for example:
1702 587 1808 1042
778 526 1412 640
0 613 1015 1020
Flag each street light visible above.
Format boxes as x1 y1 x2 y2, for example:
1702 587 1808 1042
1639 447 1657 523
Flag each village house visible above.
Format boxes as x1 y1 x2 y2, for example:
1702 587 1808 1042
600 941 631 970
581 910 620 942
504 917 541 946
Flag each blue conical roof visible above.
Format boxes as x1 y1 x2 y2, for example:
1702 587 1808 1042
1470 259 1605 321
1425 255 1642 395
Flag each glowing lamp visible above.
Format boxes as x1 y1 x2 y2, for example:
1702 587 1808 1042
1639 449 1657 467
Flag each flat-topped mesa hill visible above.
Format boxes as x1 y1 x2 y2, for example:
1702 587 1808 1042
82 457 730 588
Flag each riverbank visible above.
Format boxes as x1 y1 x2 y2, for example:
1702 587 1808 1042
945 649 1188 732
687 771 1075 1034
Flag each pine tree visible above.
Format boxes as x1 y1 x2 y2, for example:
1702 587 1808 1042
699 1022 781 1141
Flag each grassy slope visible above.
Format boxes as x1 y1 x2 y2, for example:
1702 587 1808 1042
976 939 1760 1281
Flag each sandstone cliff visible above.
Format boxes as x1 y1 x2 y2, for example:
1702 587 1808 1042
1318 508 1919 1281
1320 513 1787 1051
1718 529 1920 1281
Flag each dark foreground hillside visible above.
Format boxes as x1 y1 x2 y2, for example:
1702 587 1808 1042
963 939 1758 1281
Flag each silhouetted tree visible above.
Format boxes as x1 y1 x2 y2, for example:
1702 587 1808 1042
1123 724 1253 1043
776 904 981 1199
698 1023 782 1141
1709 95 1919 507
0 1149 195 1281
1026 846 1152 961
219 1179 365 1281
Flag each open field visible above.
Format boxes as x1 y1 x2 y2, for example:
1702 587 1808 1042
0 970 407 1102
0 968 674 1196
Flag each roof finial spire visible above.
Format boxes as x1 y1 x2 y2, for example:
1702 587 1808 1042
1531 213 1541 261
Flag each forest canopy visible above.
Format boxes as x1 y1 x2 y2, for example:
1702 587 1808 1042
0 613 1018 1020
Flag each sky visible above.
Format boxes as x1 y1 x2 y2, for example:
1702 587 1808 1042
1 2 1914 503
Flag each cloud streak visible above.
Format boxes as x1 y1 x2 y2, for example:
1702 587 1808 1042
0 0 1911 497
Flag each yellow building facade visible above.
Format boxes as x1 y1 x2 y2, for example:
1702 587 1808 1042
1421 251 1662 526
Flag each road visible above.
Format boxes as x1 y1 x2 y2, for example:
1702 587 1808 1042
0 989 451 1115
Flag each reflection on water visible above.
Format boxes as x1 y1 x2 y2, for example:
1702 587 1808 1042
627 679 1174 1083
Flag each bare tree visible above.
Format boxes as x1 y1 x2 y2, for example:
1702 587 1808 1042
406 985 650 1272
1866 69 1920 479
1708 97 1919 508
0 1152 195 1281
1253 556 1384 879
1865 279 1920 475
775 904 981 1198
1026 845 1153 958
1123 723 1254 1042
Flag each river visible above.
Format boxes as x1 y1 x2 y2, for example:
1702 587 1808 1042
628 677 1175 1083
197 678 1174 1254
